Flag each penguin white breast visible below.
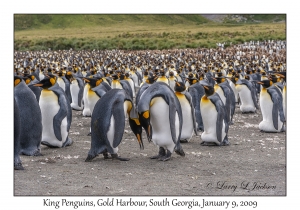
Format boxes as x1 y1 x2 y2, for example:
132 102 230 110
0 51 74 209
150 97 179 152
70 80 79 99
169 79 176 91
236 84 255 112
57 78 65 91
130 72 139 87
111 80 123 89
107 115 118 154
126 79 136 97
215 86 226 105
259 89 282 132
88 90 100 115
200 96 225 144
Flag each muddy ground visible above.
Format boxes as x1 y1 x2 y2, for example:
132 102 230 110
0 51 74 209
14 101 286 196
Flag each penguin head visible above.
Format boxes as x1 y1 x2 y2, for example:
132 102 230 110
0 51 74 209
231 74 240 84
127 103 144 150
83 77 103 88
256 79 273 88
24 76 32 85
213 75 226 84
169 71 174 77
200 80 215 96
33 75 57 89
111 74 119 80
174 81 186 92
65 71 75 82
268 74 278 83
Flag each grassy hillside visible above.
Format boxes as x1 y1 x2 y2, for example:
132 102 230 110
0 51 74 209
14 14 286 51
14 14 211 31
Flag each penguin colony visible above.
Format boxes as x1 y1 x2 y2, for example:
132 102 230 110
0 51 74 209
14 40 286 169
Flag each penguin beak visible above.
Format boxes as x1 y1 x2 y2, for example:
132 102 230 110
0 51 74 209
128 117 144 150
203 85 209 90
256 81 264 85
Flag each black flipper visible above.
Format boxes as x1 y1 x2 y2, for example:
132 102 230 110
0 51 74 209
184 91 198 135
268 87 285 130
77 78 84 107
209 93 227 143
50 84 70 142
187 83 204 131
120 80 133 100
111 99 126 148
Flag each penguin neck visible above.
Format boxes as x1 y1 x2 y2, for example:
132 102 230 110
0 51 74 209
175 91 186 96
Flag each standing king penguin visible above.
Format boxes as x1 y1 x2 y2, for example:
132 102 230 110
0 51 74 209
257 80 285 132
14 76 42 156
14 98 24 170
137 82 185 161
85 89 143 162
236 78 259 113
34 75 73 147
174 82 198 143
65 71 84 111
199 80 230 146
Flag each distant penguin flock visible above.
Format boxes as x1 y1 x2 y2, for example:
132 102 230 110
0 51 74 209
14 40 286 169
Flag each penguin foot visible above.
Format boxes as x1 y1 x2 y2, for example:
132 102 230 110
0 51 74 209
33 151 43 156
103 152 111 160
85 154 96 162
180 139 189 143
200 141 219 146
14 162 24 170
159 150 172 161
63 137 73 147
87 132 92 136
111 154 130 161
175 145 185 157
220 139 230 146
41 141 59 148
229 121 234 125
150 147 166 159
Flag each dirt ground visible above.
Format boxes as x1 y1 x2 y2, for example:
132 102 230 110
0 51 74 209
14 100 286 196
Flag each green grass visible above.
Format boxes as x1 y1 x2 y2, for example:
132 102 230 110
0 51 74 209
14 14 286 51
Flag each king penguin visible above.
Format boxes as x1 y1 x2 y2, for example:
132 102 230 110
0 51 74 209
14 98 24 170
256 80 285 132
168 71 177 91
214 75 235 124
82 77 103 116
14 76 43 156
137 82 185 161
199 80 230 146
174 82 198 143
24 74 42 102
111 74 123 89
85 89 143 162
65 71 84 111
34 75 73 147
235 79 259 113
187 78 205 131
